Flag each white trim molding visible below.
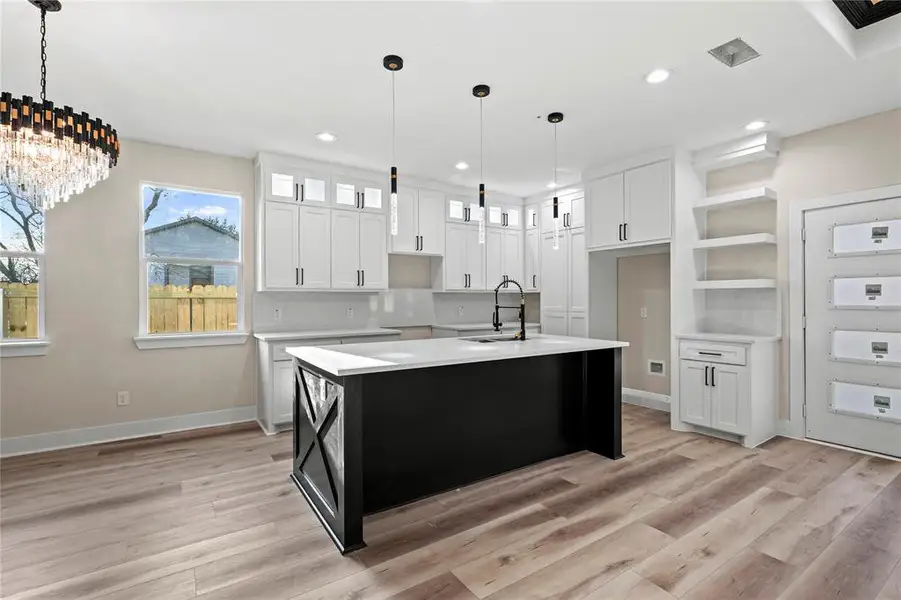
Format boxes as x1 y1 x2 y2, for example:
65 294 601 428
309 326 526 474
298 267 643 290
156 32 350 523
786 183 901 440
0 339 50 357
134 332 249 350
0 405 257 457
623 388 671 413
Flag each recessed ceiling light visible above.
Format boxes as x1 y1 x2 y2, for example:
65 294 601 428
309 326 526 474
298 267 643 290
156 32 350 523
745 120 768 131
547 182 557 189
645 69 671 84
315 132 337 142
455 162 469 170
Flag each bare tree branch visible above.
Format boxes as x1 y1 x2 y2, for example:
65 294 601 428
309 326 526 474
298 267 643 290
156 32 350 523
144 188 166 224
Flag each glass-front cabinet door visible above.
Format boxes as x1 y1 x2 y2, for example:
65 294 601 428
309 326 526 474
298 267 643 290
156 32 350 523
332 177 385 212
505 205 521 229
264 167 328 204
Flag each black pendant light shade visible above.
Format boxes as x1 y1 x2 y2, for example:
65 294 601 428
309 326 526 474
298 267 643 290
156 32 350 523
548 112 564 124
383 55 404 71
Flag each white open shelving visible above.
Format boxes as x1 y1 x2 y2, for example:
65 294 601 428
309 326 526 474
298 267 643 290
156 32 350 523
694 186 777 211
693 233 777 250
694 278 777 290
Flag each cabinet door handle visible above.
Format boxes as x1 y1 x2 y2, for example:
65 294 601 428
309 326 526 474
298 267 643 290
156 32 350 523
301 267 304 286
295 267 299 286
624 222 628 240
420 235 424 251
295 183 299 202
704 365 709 386
711 366 715 387
361 270 365 287
619 223 623 241
360 191 365 209
415 235 420 251
698 351 722 356
356 270 360 286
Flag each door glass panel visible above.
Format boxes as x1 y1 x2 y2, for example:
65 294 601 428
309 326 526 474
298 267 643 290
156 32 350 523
271 173 294 198
304 177 326 203
363 187 383 209
488 206 503 225
507 207 520 227
335 182 356 207
448 200 464 220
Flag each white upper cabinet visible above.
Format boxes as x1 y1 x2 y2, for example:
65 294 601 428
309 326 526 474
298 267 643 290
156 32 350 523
540 193 581 233
445 223 485 291
391 187 418 253
298 206 331 289
567 194 585 229
486 228 504 290
525 206 540 230
330 210 361 289
264 167 329 204
525 229 540 291
588 173 624 248
503 229 523 287
586 159 671 249
332 176 386 212
390 188 446 255
624 160 671 244
331 210 387 290
263 202 299 289
359 212 388 289
568 227 588 313
447 197 481 225
540 231 568 312
417 190 445 255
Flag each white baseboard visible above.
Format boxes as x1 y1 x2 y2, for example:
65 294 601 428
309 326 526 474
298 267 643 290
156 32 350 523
0 405 257 457
623 388 671 413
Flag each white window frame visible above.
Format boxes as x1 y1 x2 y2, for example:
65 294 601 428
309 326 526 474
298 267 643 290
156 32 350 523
0 194 48 357
135 182 248 350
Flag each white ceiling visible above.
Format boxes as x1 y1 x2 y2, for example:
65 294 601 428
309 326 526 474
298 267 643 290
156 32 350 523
2 1 900 197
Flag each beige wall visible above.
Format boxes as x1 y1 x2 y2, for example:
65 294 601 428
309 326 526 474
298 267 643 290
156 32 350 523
617 253 671 396
707 107 901 418
0 140 256 438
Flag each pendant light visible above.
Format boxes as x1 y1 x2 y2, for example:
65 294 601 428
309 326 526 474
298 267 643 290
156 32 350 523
383 55 403 236
548 112 563 250
1 0 119 211
473 84 490 244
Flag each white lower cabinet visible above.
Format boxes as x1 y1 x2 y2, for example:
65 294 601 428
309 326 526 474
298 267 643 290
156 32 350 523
675 335 777 448
258 332 401 434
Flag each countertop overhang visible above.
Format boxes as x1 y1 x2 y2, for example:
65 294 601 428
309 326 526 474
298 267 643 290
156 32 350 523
286 334 629 377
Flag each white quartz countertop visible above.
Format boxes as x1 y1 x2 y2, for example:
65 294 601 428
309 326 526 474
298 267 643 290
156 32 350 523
431 322 541 332
254 328 402 342
676 332 782 343
286 334 629 377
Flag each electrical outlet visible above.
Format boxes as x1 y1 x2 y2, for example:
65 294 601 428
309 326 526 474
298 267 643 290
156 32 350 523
117 391 130 407
458 305 465 317
640 307 648 319
273 308 281 321
346 306 354 319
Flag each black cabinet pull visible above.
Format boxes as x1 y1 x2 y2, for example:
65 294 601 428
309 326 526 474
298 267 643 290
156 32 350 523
300 183 304 202
698 351 722 356
619 223 623 241
711 367 715 387
301 267 304 285
624 222 628 240
362 270 365 286
704 365 709 386
295 267 299 286
356 270 360 286
415 235 419 251
294 183 299 201
419 235 423 251
360 191 365 209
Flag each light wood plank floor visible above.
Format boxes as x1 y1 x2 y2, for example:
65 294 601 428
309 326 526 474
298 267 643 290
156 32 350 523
2 405 900 600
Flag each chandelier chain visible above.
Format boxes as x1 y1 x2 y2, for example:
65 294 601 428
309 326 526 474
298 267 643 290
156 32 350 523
40 9 48 102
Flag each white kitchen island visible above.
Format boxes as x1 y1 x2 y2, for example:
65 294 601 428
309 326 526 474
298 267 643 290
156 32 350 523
285 334 628 554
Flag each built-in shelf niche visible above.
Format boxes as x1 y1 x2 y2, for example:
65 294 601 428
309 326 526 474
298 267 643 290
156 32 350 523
694 279 777 290
694 186 777 211
693 233 776 250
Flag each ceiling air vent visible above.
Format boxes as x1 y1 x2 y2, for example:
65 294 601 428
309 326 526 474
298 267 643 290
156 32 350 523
708 38 760 68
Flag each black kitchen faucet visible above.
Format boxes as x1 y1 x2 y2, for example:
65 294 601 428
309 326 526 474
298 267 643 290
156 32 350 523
492 278 526 340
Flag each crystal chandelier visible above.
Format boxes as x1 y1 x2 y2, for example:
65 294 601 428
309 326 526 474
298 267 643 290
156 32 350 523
473 84 490 245
383 55 403 236
1 0 119 211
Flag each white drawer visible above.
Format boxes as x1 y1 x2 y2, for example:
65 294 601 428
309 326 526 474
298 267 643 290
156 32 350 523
679 340 747 365
272 338 341 361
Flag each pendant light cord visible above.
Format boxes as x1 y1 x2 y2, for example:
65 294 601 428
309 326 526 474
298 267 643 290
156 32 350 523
391 71 396 165
40 9 47 102
479 98 484 181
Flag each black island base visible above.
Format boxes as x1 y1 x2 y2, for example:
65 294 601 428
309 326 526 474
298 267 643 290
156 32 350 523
289 345 623 554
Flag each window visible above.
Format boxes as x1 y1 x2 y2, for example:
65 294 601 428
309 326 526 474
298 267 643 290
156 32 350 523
0 182 44 341
139 184 243 340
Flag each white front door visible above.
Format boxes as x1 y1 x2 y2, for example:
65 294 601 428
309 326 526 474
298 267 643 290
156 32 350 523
804 196 901 457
